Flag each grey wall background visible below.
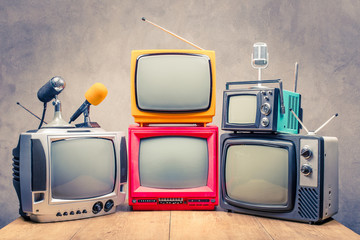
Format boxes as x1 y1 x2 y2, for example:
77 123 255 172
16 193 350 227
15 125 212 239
0 0 359 234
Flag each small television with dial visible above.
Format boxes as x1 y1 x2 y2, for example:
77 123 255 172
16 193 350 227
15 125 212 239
222 79 301 134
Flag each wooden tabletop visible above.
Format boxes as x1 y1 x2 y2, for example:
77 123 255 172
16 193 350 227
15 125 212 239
0 205 359 240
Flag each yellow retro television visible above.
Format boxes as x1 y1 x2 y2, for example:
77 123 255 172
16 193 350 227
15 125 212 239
130 49 216 126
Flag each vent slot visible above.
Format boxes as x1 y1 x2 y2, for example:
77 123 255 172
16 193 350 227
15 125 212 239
12 141 21 182
12 157 20 182
287 95 298 130
298 187 319 220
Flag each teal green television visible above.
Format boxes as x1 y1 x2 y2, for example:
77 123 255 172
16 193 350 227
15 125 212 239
221 79 301 134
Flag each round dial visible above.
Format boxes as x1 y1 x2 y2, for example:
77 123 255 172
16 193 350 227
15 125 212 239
260 103 271 115
261 117 270 127
92 201 103 214
301 145 313 159
104 200 114 212
301 164 313 176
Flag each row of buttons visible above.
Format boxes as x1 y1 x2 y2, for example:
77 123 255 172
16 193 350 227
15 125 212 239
137 199 157 203
56 209 87 217
159 198 183 201
158 198 184 204
135 199 216 204
261 90 273 95
188 199 210 203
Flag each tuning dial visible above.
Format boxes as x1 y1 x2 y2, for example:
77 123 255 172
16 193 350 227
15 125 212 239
104 200 114 212
301 164 312 176
301 145 313 160
261 117 269 127
260 103 271 115
92 201 103 214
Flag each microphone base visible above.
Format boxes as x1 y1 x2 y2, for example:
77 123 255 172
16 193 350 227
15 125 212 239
43 106 75 129
75 122 101 128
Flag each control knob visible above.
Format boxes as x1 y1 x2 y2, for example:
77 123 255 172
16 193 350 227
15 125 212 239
260 103 271 115
92 201 103 214
301 145 313 159
301 164 312 176
104 200 114 212
261 117 269 127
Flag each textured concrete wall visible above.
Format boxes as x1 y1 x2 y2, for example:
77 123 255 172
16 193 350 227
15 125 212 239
0 0 359 233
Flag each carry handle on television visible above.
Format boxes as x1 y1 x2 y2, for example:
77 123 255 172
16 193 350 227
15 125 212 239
225 79 286 114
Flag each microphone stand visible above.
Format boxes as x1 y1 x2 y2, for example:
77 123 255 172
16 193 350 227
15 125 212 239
75 106 100 128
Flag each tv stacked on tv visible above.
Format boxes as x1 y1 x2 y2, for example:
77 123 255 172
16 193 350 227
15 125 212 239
218 43 339 224
128 49 218 210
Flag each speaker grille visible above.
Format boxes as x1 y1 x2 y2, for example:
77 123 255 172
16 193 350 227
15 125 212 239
287 95 299 130
298 187 319 220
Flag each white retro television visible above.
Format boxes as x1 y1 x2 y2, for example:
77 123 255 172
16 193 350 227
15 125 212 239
12 128 127 222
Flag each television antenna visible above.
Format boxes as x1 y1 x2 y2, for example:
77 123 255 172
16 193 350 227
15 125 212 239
290 109 338 135
141 17 204 50
294 62 299 92
16 102 47 124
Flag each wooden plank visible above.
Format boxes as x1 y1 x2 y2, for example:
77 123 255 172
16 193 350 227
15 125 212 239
256 216 360 240
0 206 170 240
0 217 90 240
169 211 273 240
72 210 170 240
1 209 358 240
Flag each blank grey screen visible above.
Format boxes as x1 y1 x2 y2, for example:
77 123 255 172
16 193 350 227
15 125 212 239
139 137 208 189
51 138 115 199
228 95 257 124
136 54 211 111
225 145 288 205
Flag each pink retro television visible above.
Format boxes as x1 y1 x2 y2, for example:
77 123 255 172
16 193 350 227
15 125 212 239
128 125 218 210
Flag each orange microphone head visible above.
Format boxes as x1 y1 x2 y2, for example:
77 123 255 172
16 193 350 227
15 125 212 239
85 83 108 106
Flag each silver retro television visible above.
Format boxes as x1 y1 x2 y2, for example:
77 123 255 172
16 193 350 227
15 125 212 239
12 128 127 222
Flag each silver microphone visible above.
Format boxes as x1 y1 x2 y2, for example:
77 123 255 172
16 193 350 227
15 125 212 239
37 76 66 103
251 42 268 68
251 42 269 83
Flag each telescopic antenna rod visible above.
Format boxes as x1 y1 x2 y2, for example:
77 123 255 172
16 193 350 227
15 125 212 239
290 108 338 135
290 109 309 134
141 17 204 50
294 62 299 92
314 113 338 134
16 102 47 124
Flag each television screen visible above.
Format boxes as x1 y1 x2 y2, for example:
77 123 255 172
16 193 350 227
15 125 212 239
139 136 208 189
129 125 218 210
51 138 116 199
136 54 211 112
228 95 257 124
225 145 289 205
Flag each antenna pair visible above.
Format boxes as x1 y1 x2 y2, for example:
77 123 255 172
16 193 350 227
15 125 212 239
290 109 338 135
